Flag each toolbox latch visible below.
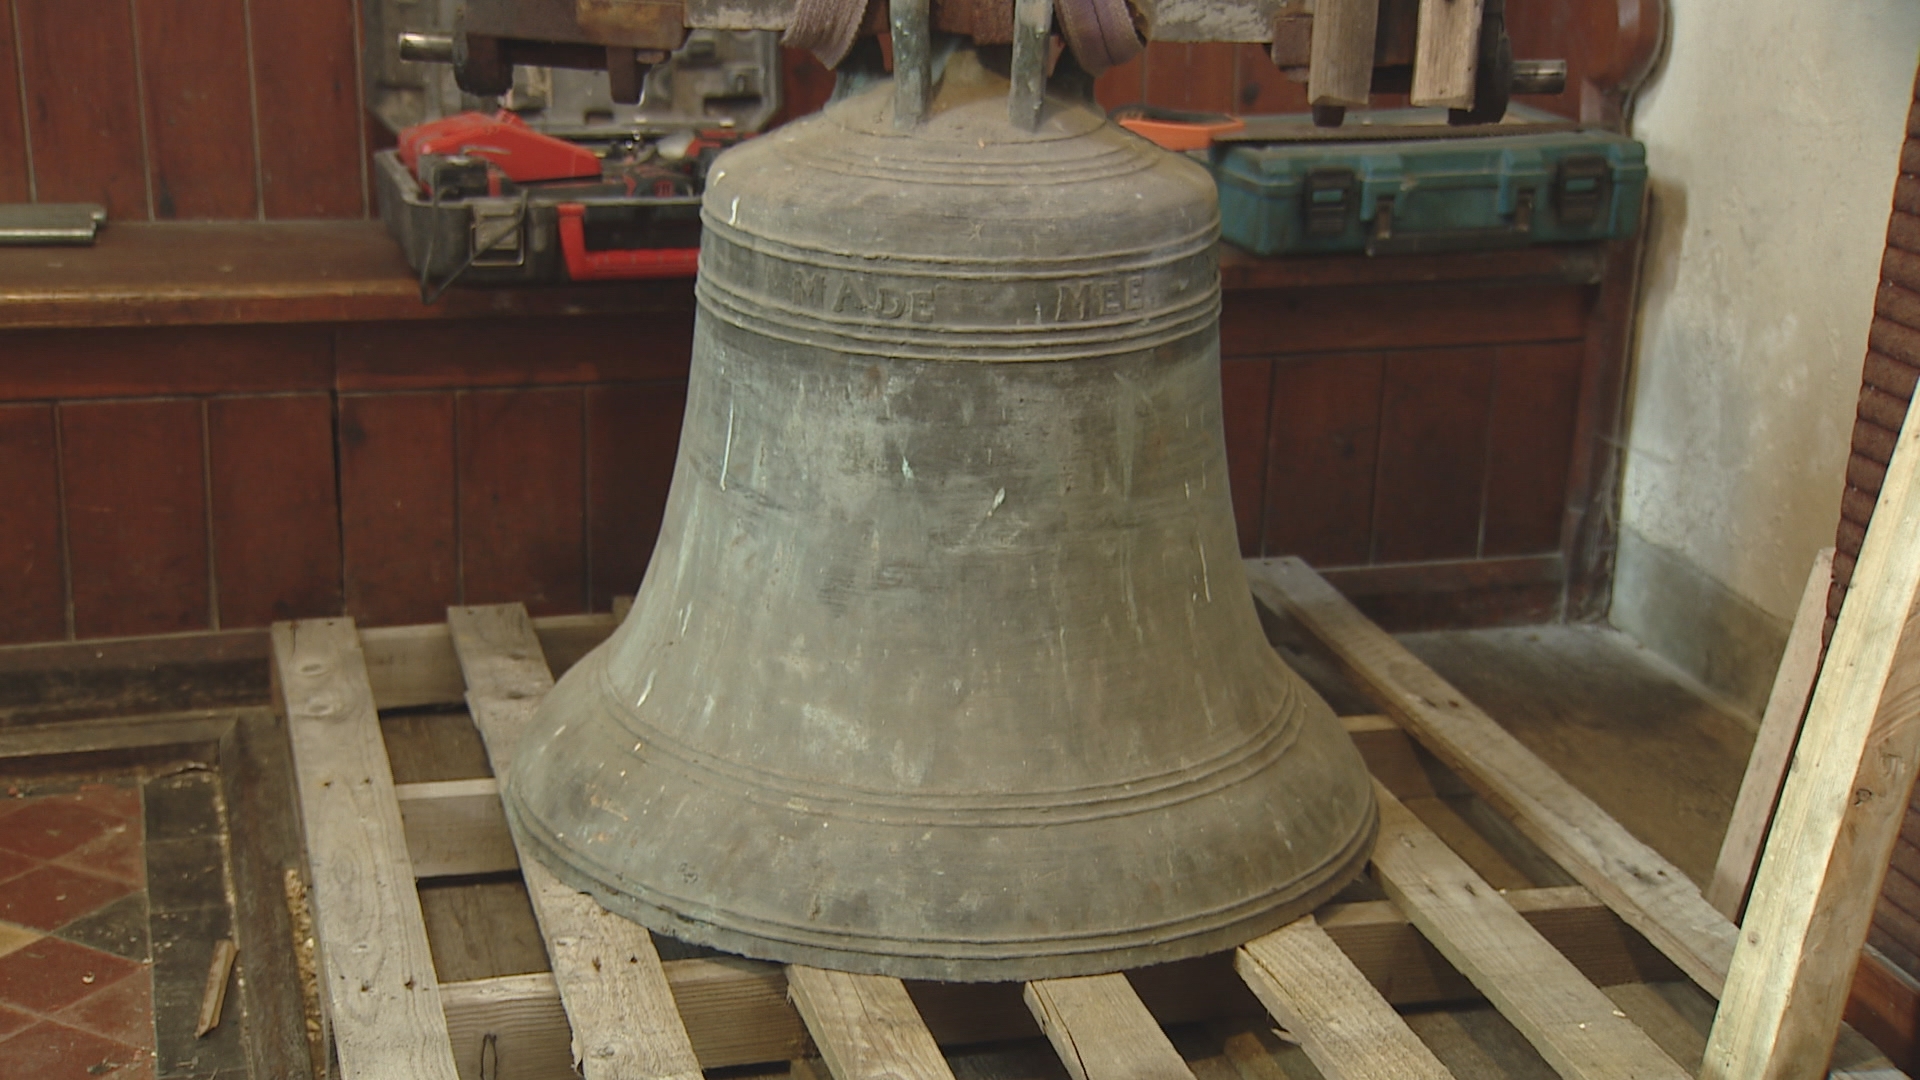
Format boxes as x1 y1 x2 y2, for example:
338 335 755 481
1302 168 1358 239
1553 155 1613 227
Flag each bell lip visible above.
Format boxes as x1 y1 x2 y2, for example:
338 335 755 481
501 786 1379 983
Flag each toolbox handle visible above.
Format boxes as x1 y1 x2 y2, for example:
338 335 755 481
1365 191 1536 256
558 203 701 282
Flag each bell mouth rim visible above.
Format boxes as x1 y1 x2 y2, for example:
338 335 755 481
502 786 1379 982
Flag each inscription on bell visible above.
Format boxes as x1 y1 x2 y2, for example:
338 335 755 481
790 268 936 322
1055 276 1148 321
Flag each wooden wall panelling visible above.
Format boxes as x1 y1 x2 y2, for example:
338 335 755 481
778 46 836 124
339 392 459 625
1558 238 1639 618
333 314 695 392
1220 357 1275 555
1482 341 1583 557
248 0 364 217
207 394 342 626
0 325 332 401
0 403 65 643
1092 53 1146 113
0 2 29 202
1371 348 1495 563
1262 353 1384 565
134 0 259 219
457 388 587 614
60 398 210 637
1232 44 1308 114
1219 282 1588 357
11 0 149 217
1141 42 1237 114
587 382 686 612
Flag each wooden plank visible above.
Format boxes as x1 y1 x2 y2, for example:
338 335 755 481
12 0 148 217
1370 783 1691 1080
340 393 459 626
1409 0 1483 108
1308 0 1379 109
448 603 703 1080
1372 349 1494 563
788 966 956 1080
207 395 343 627
1236 915 1454 1080
396 778 520 879
1704 547 1836 919
134 0 259 218
1703 375 1920 1077
272 617 458 1080
1245 556 1741 996
0 404 65 644
456 390 587 614
1024 974 1196 1080
61 399 211 637
1261 354 1384 565
360 613 616 710
587 382 686 612
249 0 364 217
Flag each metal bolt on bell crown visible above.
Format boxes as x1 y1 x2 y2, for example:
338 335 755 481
502 32 1378 982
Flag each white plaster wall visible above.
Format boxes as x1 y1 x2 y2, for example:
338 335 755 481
1618 0 1920 630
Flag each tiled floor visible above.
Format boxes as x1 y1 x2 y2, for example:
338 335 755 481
0 771 247 1080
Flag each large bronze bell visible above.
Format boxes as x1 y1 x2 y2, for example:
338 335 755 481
505 30 1378 982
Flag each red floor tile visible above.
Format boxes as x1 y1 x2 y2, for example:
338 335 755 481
0 864 135 932
56 822 144 886
0 937 141 1014
0 1000 34 1039
67 784 141 825
53 968 152 1049
0 847 34 885
0 800 118 860
0 1020 146 1080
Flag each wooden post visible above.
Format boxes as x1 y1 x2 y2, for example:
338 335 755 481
1308 0 1379 110
1409 0 1483 108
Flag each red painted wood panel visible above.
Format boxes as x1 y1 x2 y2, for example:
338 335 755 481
1220 283 1589 357
249 0 362 217
1233 43 1308 114
1141 42 1237 114
339 393 458 624
1220 357 1273 555
0 4 30 202
0 325 332 401
587 382 686 611
335 314 694 391
207 394 342 626
777 46 835 124
1372 348 1495 563
0 404 65 643
458 388 586 614
1262 353 1383 566
135 0 258 219
13 0 149 217
1483 342 1583 556
61 399 210 637
1093 53 1146 113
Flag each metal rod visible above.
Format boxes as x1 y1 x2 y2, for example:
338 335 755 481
890 0 931 128
1511 59 1568 95
1009 0 1053 130
398 31 457 63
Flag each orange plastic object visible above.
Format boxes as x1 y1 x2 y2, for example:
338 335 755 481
1117 115 1246 151
398 111 601 185
557 203 701 281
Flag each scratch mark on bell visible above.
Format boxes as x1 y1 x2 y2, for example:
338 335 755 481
719 400 736 491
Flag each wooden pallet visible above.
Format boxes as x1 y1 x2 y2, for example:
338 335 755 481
272 559 1900 1080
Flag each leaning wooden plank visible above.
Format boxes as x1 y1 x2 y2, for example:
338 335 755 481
1409 0 1483 107
1370 782 1690 1080
1308 0 1379 109
1024 974 1197 1080
1705 547 1836 919
1236 915 1454 1080
1246 556 1740 997
272 618 460 1080
1703 411 1920 1077
448 604 702 1080
788 966 956 1080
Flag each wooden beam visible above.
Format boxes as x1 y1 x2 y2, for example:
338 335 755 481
1236 915 1454 1080
1308 0 1379 109
360 612 616 710
788 967 956 1080
1703 402 1920 1076
1246 556 1740 997
1706 547 1836 919
1370 783 1690 1080
273 618 459 1080
1409 0 1483 108
1025 974 1197 1080
448 604 703 1080
395 778 519 879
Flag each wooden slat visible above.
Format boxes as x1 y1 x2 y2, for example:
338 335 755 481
1409 0 1484 108
788 966 956 1080
1704 547 1835 919
1235 915 1454 1080
1703 365 1920 1076
1370 783 1691 1080
1308 0 1379 109
395 778 519 879
448 603 702 1080
1246 555 1741 997
1024 974 1196 1080
273 618 459 1080
360 612 616 710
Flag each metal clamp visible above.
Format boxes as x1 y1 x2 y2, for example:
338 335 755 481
1552 155 1613 227
1302 168 1358 239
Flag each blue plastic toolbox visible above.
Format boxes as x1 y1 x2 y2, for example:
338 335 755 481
1209 106 1647 256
